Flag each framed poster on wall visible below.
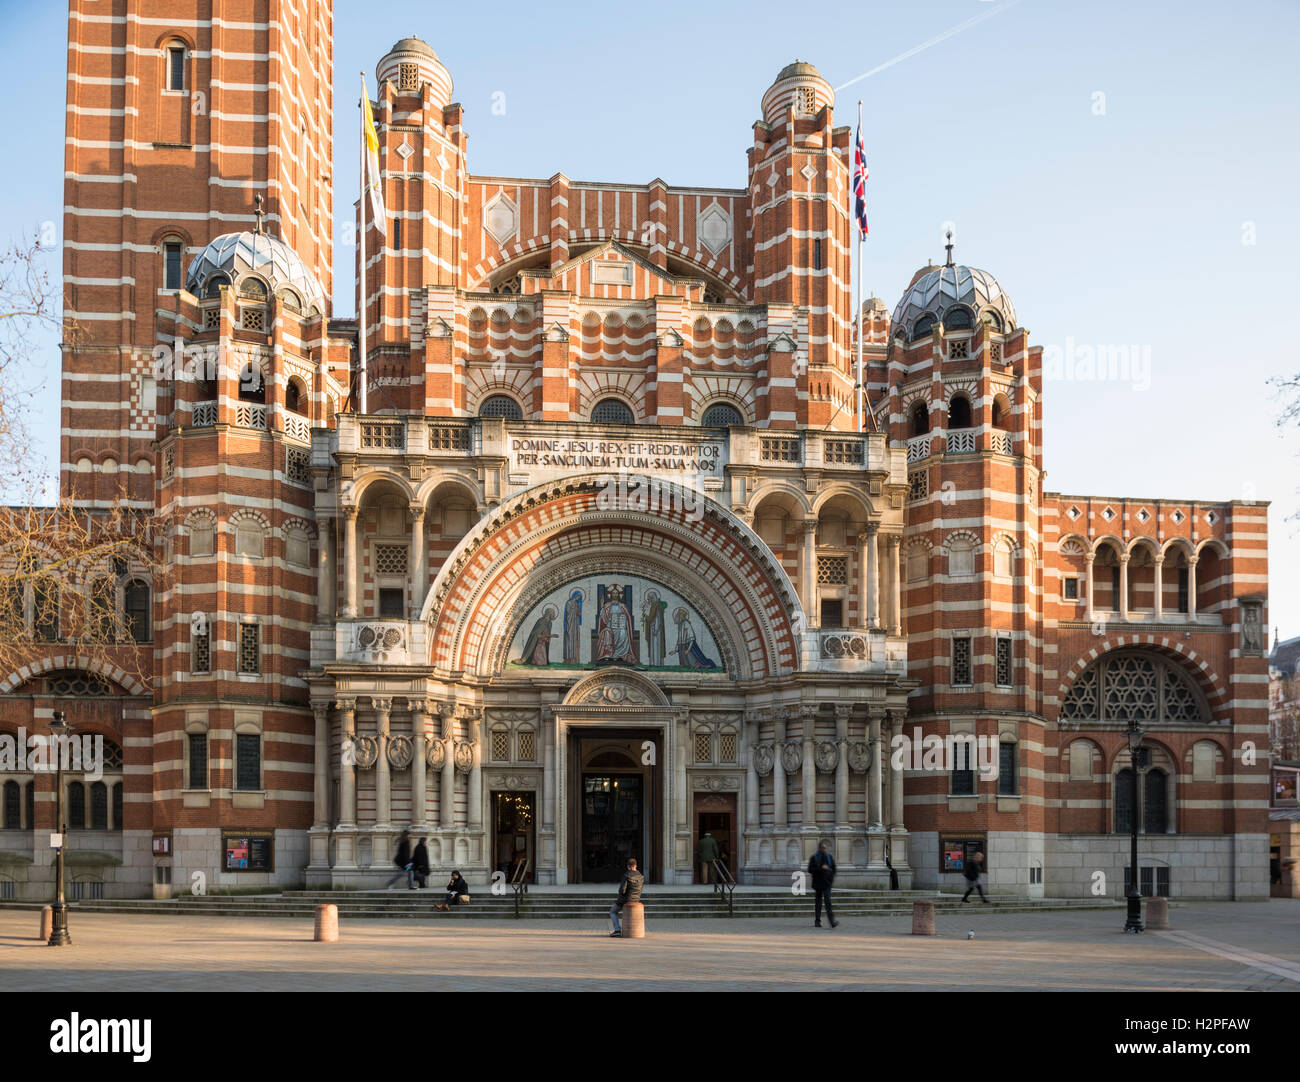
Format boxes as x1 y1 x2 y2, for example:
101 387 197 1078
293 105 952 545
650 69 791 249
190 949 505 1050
222 829 274 872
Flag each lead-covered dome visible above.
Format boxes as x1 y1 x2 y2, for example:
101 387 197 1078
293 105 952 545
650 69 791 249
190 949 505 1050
377 35 453 109
185 231 325 313
891 264 1016 339
761 59 834 126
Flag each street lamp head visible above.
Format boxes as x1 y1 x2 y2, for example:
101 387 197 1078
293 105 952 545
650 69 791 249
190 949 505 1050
49 710 69 735
1126 720 1145 752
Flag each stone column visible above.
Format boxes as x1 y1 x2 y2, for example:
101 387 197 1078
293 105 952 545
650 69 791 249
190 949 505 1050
863 526 880 632
801 706 817 830
802 519 819 624
1188 555 1198 618
409 698 429 832
409 503 426 619
308 701 331 871
887 710 905 830
1153 555 1164 620
542 710 555 832
834 704 850 827
441 710 456 830
1119 553 1130 621
773 709 788 831
867 706 884 829
889 536 902 636
681 712 691 842
1085 552 1096 622
745 733 759 831
466 711 483 832
335 697 358 870
318 514 336 621
342 505 359 617
372 698 392 869
859 528 876 629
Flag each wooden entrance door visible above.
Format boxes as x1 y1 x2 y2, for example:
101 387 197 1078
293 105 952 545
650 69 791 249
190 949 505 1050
693 792 737 884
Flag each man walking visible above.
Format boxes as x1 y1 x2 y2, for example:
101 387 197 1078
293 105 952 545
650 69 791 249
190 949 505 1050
808 840 838 928
608 857 644 938
411 836 430 889
383 830 414 890
697 830 720 891
961 850 989 903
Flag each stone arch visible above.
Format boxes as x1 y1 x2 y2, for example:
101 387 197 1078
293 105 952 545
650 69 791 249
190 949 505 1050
422 476 802 679
1055 639 1227 723
810 484 875 521
562 667 671 708
0 657 148 696
344 469 417 508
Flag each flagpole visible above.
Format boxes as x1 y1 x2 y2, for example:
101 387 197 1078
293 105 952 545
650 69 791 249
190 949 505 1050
358 72 368 415
855 100 864 434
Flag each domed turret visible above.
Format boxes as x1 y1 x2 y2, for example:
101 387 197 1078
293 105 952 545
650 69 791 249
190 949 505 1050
892 261 1016 340
377 35 452 110
185 231 326 314
760 59 834 126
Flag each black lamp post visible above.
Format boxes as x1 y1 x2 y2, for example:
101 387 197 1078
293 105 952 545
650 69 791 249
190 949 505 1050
47 710 72 946
1124 719 1146 934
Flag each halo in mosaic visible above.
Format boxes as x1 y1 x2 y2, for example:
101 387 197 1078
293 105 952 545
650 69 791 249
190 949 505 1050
185 231 327 312
891 264 1016 337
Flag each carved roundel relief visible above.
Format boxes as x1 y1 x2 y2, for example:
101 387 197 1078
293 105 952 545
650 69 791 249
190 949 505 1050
780 741 803 775
353 735 379 770
387 734 413 769
454 742 474 774
754 743 775 777
847 741 872 773
815 741 839 773
427 739 446 769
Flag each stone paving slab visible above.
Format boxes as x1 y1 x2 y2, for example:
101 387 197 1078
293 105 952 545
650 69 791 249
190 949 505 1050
2 901 1299 992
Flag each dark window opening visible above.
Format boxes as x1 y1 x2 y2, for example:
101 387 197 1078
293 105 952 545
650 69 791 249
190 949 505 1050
948 395 972 428
167 46 185 91
188 733 208 790
125 581 151 643
379 588 405 618
478 394 523 420
111 782 122 832
90 782 108 830
1115 768 1134 834
701 402 743 428
163 241 183 290
2 781 19 828
1177 569 1189 613
819 598 843 628
944 305 972 330
998 742 1017 796
909 402 929 437
1145 769 1168 834
951 740 975 796
912 314 935 339
236 733 261 791
67 782 86 831
813 239 822 270
591 398 634 425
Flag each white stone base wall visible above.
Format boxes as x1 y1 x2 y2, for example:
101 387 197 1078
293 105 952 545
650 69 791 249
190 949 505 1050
1045 834 1268 901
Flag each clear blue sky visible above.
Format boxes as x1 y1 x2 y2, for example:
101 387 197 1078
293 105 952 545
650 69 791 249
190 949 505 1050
2 0 1297 637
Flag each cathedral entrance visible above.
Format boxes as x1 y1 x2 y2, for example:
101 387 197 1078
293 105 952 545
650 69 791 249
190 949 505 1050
570 731 661 883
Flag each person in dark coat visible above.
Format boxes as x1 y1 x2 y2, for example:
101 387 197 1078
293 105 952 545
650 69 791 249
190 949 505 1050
411 837 430 889
384 830 414 889
608 857 644 937
808 840 838 928
961 850 989 903
436 870 471 910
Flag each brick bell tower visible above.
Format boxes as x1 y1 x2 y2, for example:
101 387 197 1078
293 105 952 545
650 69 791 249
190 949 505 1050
61 0 335 505
746 62 855 430
358 37 465 415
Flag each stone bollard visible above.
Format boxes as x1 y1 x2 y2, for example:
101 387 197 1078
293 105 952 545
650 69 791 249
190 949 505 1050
314 903 339 942
39 906 53 942
911 900 936 936
620 901 645 939
1145 896 1169 931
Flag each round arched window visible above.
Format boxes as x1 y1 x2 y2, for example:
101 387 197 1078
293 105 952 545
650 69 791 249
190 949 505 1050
944 305 973 330
701 402 743 428
591 398 634 425
948 395 973 428
204 273 230 298
912 314 935 339
478 394 523 420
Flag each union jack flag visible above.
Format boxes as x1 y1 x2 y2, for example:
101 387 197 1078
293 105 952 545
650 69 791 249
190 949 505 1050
852 122 869 239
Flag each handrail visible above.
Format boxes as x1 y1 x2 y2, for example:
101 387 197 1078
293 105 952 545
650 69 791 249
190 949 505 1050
712 858 736 916
510 858 530 919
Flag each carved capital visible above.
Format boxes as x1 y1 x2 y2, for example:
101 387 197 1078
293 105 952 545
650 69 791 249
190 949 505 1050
371 696 392 717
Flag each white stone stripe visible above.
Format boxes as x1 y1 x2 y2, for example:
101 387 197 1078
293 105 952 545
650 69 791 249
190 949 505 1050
1155 931 1300 982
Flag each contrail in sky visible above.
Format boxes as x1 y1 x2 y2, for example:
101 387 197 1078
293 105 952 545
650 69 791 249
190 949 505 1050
835 0 1026 93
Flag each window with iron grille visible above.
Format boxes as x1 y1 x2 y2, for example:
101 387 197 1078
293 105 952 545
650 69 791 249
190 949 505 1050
478 395 523 420
491 730 510 761
204 305 221 330
361 422 405 449
796 86 816 114
188 733 208 789
241 307 266 332
824 440 864 465
167 46 185 91
817 555 848 585
192 631 210 674
427 423 471 451
374 544 408 575
398 62 419 91
0 880 13 900
998 742 1018 796
990 341 1003 363
518 729 535 762
694 731 712 763
952 637 972 686
760 435 801 463
591 398 634 425
701 402 743 428
720 732 737 762
1124 865 1170 898
286 447 311 486
948 338 969 360
70 880 104 901
102 741 123 770
236 733 261 790
820 598 843 627
238 623 260 674
995 637 1013 688
908 469 928 502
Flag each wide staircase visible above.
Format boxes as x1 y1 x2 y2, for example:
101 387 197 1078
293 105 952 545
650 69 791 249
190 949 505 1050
13 887 1122 921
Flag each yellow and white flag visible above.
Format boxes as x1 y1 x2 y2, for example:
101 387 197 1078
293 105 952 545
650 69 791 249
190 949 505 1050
362 76 387 238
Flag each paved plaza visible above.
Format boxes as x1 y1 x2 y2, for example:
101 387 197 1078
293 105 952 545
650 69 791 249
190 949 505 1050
2 900 1299 992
